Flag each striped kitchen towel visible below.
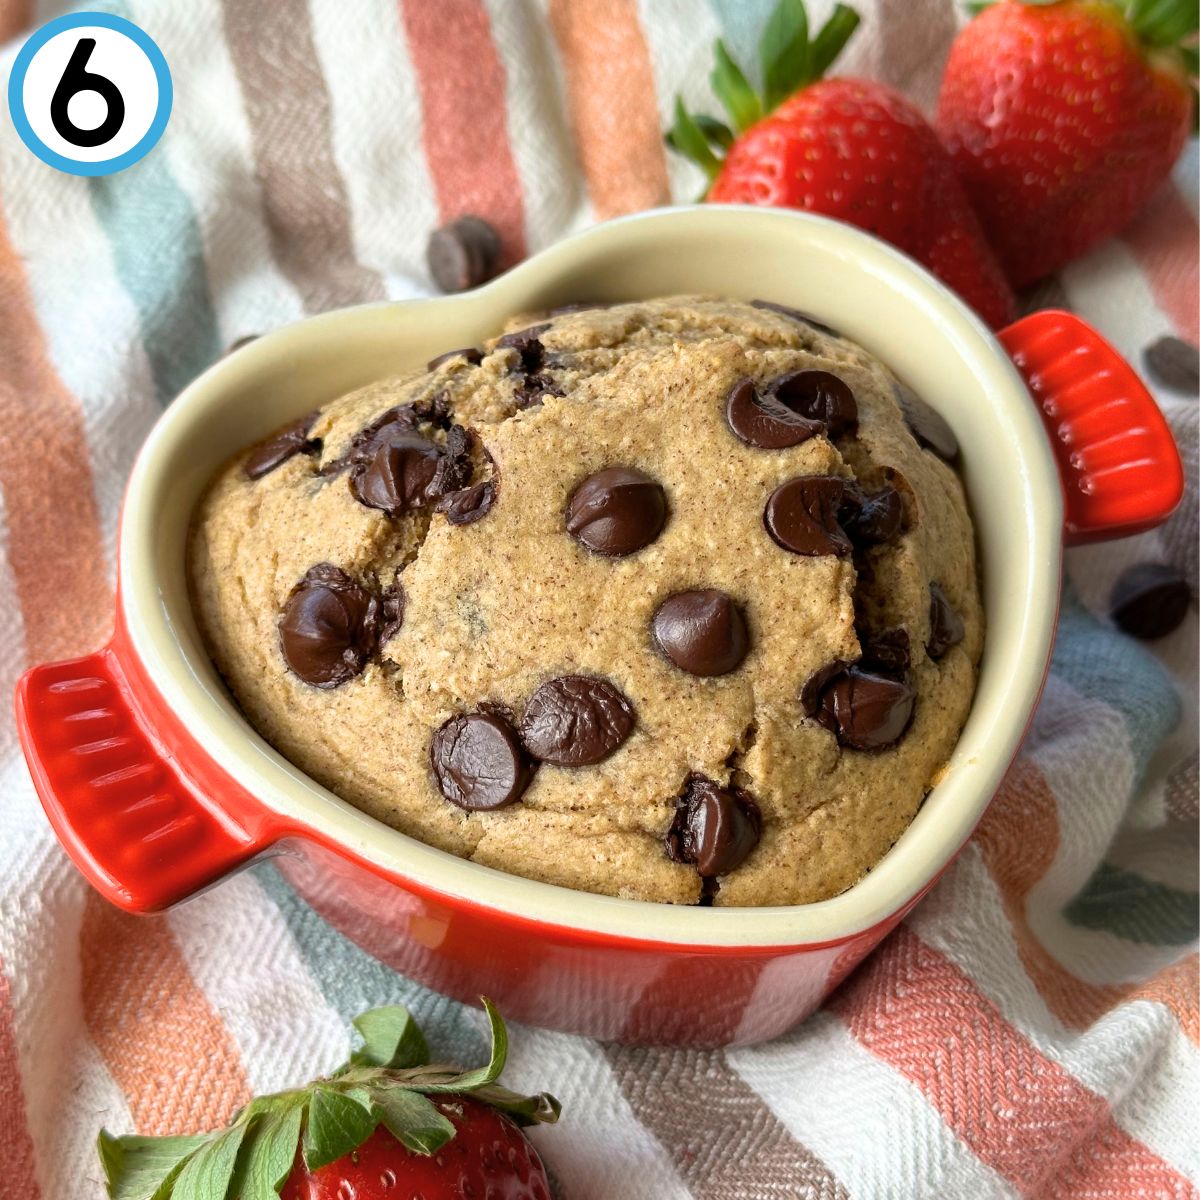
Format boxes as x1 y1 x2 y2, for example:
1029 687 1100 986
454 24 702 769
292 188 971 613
0 1 1196 1197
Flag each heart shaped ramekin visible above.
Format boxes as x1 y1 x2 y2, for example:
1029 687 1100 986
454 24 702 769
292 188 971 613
15 207 1183 1046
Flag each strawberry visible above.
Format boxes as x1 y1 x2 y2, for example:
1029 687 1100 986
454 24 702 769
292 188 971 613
669 0 1016 328
98 1000 558 1200
936 0 1197 288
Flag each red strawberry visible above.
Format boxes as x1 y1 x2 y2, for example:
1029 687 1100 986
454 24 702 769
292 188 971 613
98 1000 558 1200
936 0 1196 288
669 0 1016 328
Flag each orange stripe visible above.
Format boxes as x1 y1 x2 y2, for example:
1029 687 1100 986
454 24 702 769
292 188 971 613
0 964 40 1197
832 928 1194 1198
548 0 670 218
80 893 251 1133
0 208 109 665
1121 183 1200 344
974 760 1199 1045
398 0 526 264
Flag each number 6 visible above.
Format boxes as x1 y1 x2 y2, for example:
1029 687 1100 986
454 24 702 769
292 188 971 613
51 37 125 147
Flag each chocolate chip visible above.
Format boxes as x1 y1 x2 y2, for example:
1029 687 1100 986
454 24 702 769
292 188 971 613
749 299 840 339
764 476 851 557
927 584 965 659
380 580 406 645
427 425 474 498
839 482 903 547
520 676 635 767
1143 336 1199 393
652 590 749 677
350 432 442 516
770 371 858 439
323 405 421 476
1110 563 1192 640
437 480 496 526
412 392 453 430
430 711 533 810
859 627 911 676
426 215 501 293
725 377 822 449
799 659 851 715
895 382 958 462
279 564 379 688
427 347 483 371
566 467 667 557
816 667 916 751
244 412 321 480
665 774 762 877
497 324 549 371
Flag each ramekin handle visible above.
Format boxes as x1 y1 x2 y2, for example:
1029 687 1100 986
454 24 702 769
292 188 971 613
14 645 278 912
998 310 1184 545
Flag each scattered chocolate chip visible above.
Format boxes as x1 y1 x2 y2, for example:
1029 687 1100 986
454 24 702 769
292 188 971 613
279 564 379 688
764 476 851 557
653 590 749 677
244 412 321 481
1110 563 1192 640
816 667 916 751
665 774 762 877
799 659 851 716
430 711 533 810
323 405 421 476
427 347 483 371
497 324 549 370
927 584 965 659
749 298 840 339
350 432 442 516
839 482 903 547
379 580 406 644
895 382 958 461
770 371 858 439
427 424 474 498
1143 336 1199 394
514 372 563 410
566 467 667 557
426 215 501 293
437 480 496 525
725 377 822 449
520 675 636 767
412 392 453 430
859 627 911 676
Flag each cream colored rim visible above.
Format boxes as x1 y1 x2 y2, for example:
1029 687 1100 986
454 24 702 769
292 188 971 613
120 206 1061 947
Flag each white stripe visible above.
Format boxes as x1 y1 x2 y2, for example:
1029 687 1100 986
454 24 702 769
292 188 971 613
728 1010 1017 1199
309 0 438 296
169 871 349 1094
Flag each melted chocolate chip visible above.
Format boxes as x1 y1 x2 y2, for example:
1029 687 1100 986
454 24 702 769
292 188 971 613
764 476 851 557
927 584 965 659
749 299 840 339
323 405 421 476
725 377 822 449
412 392 453 430
427 347 483 371
427 425 474 499
566 467 667 557
427 216 501 293
350 432 442 516
896 383 958 462
278 564 379 688
379 580 406 645
520 675 635 767
653 590 749 677
430 712 533 810
800 659 852 716
665 774 762 877
770 371 858 439
244 412 321 481
816 667 916 751
839 482 903 547
1110 563 1192 640
859 627 911 676
437 480 496 525
497 324 549 371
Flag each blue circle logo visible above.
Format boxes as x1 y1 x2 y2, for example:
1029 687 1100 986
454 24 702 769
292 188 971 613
8 12 172 177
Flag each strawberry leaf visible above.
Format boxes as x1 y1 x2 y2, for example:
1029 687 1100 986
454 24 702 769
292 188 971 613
808 5 862 81
97 1131 211 1200
471 1083 562 1127
710 40 762 131
229 1105 304 1200
1126 0 1199 47
692 114 735 150
760 0 810 109
667 99 722 180
302 1086 379 1172
372 1086 457 1155
351 1005 429 1070
172 1126 246 1200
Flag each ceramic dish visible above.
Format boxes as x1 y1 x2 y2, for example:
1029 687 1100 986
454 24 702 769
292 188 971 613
15 207 1182 1046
